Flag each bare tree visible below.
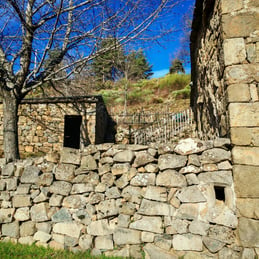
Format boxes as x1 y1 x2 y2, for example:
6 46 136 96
0 0 182 162
174 2 194 66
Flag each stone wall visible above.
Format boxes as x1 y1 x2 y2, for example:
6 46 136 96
191 0 228 139
191 0 259 253
0 96 114 157
0 139 248 258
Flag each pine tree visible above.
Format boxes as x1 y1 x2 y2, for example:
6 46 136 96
126 50 153 80
169 58 185 74
92 38 125 86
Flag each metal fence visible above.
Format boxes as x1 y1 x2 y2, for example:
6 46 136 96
131 108 193 144
112 110 177 126
111 108 194 145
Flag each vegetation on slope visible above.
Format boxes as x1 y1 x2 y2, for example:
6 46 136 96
97 73 191 113
26 73 191 114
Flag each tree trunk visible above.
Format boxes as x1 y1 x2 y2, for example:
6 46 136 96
2 91 20 162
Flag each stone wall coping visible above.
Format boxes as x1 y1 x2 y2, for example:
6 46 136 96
0 95 103 105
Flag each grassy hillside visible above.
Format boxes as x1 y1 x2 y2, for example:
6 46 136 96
97 73 191 114
26 73 191 114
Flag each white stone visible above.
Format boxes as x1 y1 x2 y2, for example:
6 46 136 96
186 174 199 185
113 150 135 163
105 246 130 258
53 222 82 238
62 195 85 209
154 235 172 251
143 186 167 202
36 222 51 233
179 165 201 174
52 233 65 244
0 208 15 223
33 231 52 243
139 199 175 216
218 161 232 170
71 183 94 194
130 173 156 186
208 204 238 228
144 243 178 259
60 147 81 165
133 151 156 167
202 236 225 253
95 235 114 250
49 194 63 207
80 155 97 170
176 203 199 220
130 216 163 233
112 163 130 176
224 38 246 66
79 234 93 250
141 232 155 243
20 221 36 237
174 138 207 155
242 248 256 259
158 154 187 170
14 207 30 221
173 234 203 251
176 186 206 203
87 219 114 236
165 219 189 234
19 236 34 245
189 220 210 236
156 170 187 187
96 199 119 219
30 203 49 222
113 228 141 245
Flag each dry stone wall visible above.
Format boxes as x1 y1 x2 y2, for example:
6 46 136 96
0 138 246 258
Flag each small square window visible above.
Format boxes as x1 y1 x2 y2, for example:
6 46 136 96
214 186 225 202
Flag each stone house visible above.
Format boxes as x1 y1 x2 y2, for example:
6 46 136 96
0 95 115 156
191 0 259 250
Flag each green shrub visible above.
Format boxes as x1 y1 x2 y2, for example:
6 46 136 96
158 74 190 91
127 88 153 105
99 89 121 105
172 84 191 99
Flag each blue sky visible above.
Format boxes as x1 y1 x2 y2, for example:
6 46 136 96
145 0 194 78
0 0 194 79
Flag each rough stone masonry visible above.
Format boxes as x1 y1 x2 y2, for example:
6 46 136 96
191 0 259 256
1 138 253 258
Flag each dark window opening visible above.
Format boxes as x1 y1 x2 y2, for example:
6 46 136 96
214 186 225 202
63 115 82 149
